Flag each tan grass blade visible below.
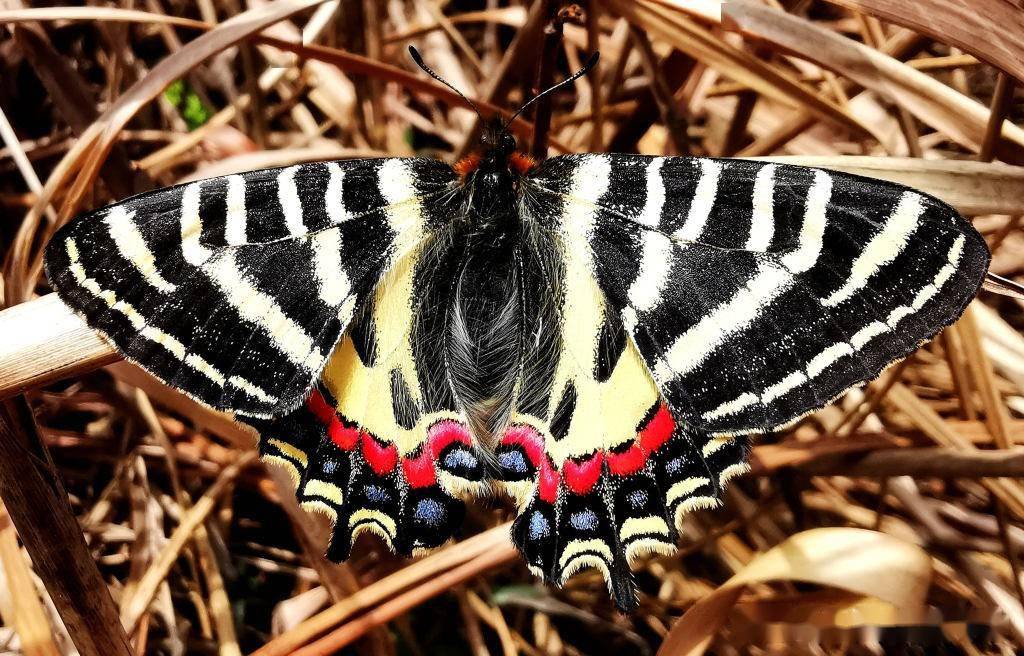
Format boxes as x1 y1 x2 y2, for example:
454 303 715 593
982 273 1024 301
253 524 515 656
752 156 1024 216
0 6 206 28
119 452 257 635
827 0 1024 85
0 294 116 400
3 0 329 305
60 0 330 221
0 504 60 656
384 7 528 43
722 2 1024 162
601 0 879 141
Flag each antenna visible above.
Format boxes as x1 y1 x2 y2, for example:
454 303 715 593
408 46 484 122
503 51 600 129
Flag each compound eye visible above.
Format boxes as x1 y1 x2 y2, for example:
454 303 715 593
502 133 517 152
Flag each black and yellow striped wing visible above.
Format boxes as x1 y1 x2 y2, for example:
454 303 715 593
246 245 487 559
45 148 991 613
499 154 990 610
45 158 456 418
541 154 989 435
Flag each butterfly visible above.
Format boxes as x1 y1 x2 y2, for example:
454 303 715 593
44 48 990 611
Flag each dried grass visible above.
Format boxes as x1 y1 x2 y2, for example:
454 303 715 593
0 1 1023 654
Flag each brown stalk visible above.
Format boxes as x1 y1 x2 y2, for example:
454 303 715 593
529 2 576 160
291 545 517 656
605 0 877 139
253 524 513 656
453 0 549 159
585 0 604 152
119 451 257 634
0 504 60 656
969 67 1024 611
0 396 132 656
826 0 1024 86
628 24 689 154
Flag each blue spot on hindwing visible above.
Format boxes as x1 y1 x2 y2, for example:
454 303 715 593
528 511 550 541
365 484 390 504
498 449 529 474
570 509 599 531
626 488 648 509
414 498 446 526
442 448 478 471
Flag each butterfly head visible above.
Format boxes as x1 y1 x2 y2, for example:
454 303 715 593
452 119 536 181
409 45 598 180
479 118 517 167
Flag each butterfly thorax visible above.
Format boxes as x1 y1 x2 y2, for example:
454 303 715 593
436 124 540 445
457 121 524 224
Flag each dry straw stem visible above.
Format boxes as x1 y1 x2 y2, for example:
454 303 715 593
253 524 516 656
602 0 879 140
2 0 330 305
721 2 1024 162
0 505 60 656
0 396 133 656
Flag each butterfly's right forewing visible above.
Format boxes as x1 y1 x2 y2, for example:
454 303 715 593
554 154 989 437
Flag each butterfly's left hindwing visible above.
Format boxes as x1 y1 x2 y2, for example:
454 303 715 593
247 245 487 557
45 157 457 417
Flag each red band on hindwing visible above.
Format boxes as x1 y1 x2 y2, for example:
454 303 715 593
402 448 437 488
498 407 676 501
500 424 546 467
639 404 675 454
538 457 560 503
607 444 645 476
328 419 360 450
361 431 398 475
306 390 335 424
607 404 676 477
427 420 472 458
563 451 604 495
307 391 361 451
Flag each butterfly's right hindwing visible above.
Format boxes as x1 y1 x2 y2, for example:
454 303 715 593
45 158 457 418
494 153 990 611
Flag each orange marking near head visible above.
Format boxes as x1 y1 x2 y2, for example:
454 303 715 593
510 152 536 175
453 153 482 178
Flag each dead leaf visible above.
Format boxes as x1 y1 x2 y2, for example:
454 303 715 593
658 528 932 656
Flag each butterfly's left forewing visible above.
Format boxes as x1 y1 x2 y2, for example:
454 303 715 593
45 157 457 418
